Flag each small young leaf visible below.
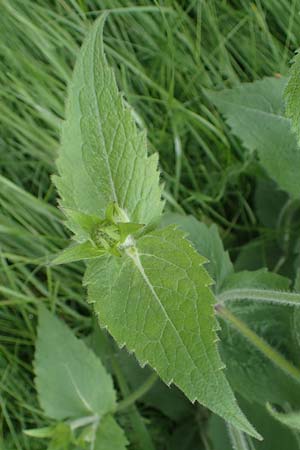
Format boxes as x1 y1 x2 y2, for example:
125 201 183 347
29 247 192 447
94 415 128 450
285 50 300 144
207 77 300 198
52 241 105 265
118 222 144 243
54 15 163 239
35 307 116 420
24 426 54 438
85 226 259 438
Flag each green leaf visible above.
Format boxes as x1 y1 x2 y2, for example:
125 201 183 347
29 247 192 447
207 77 300 198
94 415 128 450
285 50 300 144
52 241 105 265
34 306 116 420
267 404 300 432
54 15 163 239
24 426 54 438
85 225 259 438
118 222 144 243
161 213 233 292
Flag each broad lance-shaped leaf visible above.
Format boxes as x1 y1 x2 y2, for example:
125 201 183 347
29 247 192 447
206 77 300 198
54 15 163 239
84 226 260 439
285 50 300 144
34 307 116 420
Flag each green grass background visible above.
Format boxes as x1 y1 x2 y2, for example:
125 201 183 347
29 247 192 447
1 1 300 448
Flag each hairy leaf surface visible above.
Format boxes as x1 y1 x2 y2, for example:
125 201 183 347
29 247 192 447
207 78 300 198
85 225 258 437
35 307 116 420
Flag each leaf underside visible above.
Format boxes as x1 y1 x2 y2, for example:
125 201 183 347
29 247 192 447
207 77 300 198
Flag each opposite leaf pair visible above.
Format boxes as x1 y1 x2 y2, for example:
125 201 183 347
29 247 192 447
53 202 144 264
53 14 260 439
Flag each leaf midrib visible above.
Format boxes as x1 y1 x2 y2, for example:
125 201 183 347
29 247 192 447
126 246 198 374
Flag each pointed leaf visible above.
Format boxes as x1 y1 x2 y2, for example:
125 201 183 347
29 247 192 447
34 307 116 420
207 77 300 198
85 226 259 438
54 15 163 239
24 427 54 438
51 241 105 265
118 222 144 242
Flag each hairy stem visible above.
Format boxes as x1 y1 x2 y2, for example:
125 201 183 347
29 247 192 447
215 304 300 383
218 288 300 307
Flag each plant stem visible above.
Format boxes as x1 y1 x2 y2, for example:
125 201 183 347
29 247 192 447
215 304 300 383
69 415 98 431
227 423 253 450
116 372 158 413
110 352 156 450
218 288 300 307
